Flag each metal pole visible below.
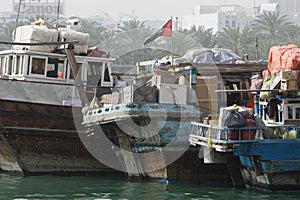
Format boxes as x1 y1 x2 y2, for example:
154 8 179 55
56 0 61 25
256 35 259 62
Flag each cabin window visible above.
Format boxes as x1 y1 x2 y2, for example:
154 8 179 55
12 56 23 75
31 57 46 75
12 56 17 75
46 63 57 78
57 59 65 79
86 61 102 86
296 108 300 119
18 56 24 75
3 56 13 75
65 60 82 80
69 67 74 79
77 62 87 82
87 62 102 76
46 57 64 78
101 62 112 86
0 57 3 76
103 66 110 82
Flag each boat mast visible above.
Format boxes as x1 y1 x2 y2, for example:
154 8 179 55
13 0 22 42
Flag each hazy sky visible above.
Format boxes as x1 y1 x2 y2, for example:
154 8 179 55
2 0 269 20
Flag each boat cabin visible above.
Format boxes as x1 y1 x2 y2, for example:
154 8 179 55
0 49 113 82
0 49 115 105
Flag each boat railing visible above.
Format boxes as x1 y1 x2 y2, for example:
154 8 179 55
189 121 300 150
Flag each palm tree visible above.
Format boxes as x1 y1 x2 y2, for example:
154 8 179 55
188 25 216 48
239 26 257 60
216 27 241 54
79 19 109 46
119 20 145 32
216 26 258 60
252 11 291 40
280 24 300 45
0 21 26 50
99 19 151 62
0 22 16 42
101 28 153 59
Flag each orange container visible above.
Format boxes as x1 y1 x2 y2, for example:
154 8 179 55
57 72 63 79
228 130 239 140
242 119 256 140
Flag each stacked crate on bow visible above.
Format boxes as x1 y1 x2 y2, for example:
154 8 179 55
152 73 188 105
280 70 300 90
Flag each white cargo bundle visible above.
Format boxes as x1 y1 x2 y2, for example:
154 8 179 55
58 28 89 55
13 25 58 52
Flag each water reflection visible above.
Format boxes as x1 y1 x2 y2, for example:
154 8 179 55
0 173 298 199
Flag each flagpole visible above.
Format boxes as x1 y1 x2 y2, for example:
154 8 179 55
171 16 174 65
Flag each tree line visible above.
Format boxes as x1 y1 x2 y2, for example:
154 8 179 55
0 11 299 65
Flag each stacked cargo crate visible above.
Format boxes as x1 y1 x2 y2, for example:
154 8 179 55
280 70 300 90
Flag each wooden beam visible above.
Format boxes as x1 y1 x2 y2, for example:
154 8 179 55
65 44 89 106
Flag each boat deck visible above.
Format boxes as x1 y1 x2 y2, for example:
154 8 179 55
189 121 300 152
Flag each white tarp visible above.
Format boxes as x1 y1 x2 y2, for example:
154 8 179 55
13 25 58 52
58 28 89 54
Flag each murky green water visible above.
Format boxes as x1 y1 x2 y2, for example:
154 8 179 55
0 173 298 199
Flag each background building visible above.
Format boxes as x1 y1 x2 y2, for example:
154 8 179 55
181 5 252 33
267 0 300 24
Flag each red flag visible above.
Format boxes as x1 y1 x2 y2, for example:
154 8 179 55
144 19 172 45
162 19 172 37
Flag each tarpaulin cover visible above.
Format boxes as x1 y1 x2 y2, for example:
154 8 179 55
182 48 245 64
267 43 300 75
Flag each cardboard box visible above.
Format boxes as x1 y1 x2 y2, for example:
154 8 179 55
280 70 300 80
155 75 175 85
158 84 187 104
280 79 299 90
195 76 218 101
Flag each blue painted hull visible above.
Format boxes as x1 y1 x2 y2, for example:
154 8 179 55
189 122 300 190
234 141 300 190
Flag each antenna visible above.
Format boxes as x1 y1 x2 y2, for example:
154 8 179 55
56 0 61 25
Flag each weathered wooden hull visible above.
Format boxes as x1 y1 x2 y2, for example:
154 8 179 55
0 99 120 175
83 102 230 181
234 142 300 190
